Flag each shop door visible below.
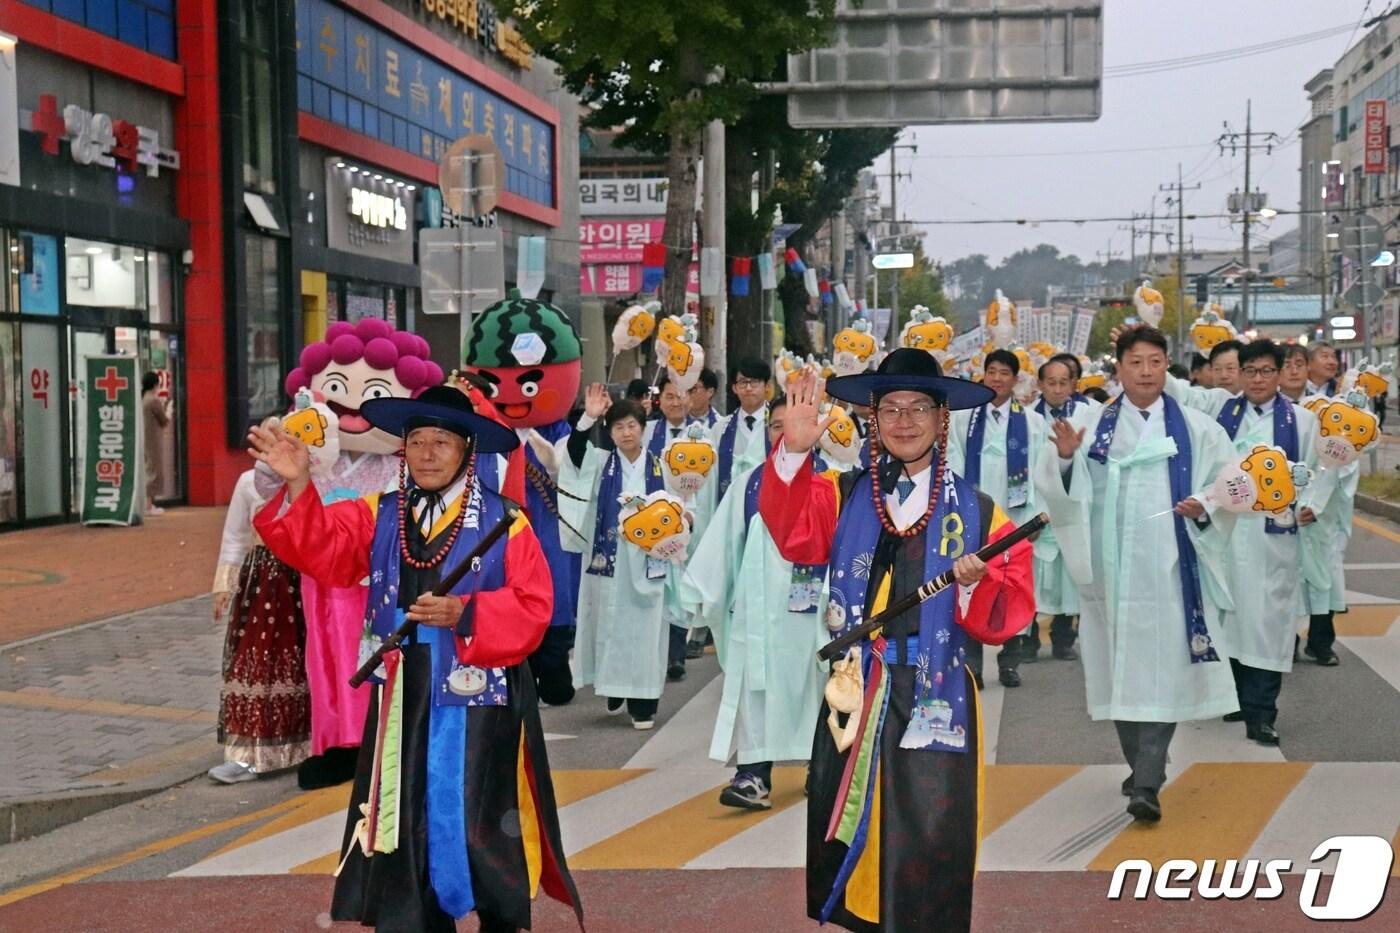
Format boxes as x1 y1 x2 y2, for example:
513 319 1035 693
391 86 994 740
19 322 66 520
69 326 114 518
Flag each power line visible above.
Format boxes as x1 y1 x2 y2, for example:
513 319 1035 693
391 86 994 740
1103 22 1357 78
910 141 1215 160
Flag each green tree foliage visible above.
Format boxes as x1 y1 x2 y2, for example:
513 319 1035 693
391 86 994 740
504 0 840 320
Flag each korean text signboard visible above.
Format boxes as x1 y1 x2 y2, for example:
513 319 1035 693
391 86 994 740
1365 99 1388 176
81 357 140 526
579 177 669 217
297 0 556 210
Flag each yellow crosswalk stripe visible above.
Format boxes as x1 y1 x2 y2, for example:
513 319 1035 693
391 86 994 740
568 766 808 870
207 785 352 860
1087 762 1312 871
981 764 1080 838
1333 605 1400 637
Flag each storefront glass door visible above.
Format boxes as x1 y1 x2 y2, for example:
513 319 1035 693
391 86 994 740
0 321 18 524
20 322 65 521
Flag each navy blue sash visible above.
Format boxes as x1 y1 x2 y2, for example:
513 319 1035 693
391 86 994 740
964 402 1029 509
586 450 664 578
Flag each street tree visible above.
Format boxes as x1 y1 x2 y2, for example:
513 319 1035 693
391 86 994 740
506 0 841 320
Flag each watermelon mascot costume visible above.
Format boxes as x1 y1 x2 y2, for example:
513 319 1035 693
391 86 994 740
463 293 582 705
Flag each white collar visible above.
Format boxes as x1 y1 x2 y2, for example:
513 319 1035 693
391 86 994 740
411 471 470 535
1244 394 1275 415
1132 395 1165 419
989 398 1013 418
737 404 767 424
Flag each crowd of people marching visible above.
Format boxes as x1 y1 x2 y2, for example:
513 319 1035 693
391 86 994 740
207 293 1388 933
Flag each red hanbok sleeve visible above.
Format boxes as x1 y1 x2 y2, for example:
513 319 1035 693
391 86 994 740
956 504 1036 646
758 448 842 566
253 486 377 588
456 514 554 668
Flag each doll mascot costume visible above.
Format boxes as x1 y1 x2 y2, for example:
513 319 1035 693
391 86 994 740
279 319 443 788
463 293 584 706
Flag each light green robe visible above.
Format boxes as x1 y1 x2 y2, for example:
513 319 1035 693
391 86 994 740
560 444 681 700
1165 379 1322 671
1031 401 1100 616
1032 398 1240 722
688 407 770 567
1300 461 1359 614
681 464 829 765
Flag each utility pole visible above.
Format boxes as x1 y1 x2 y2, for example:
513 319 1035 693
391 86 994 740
1116 216 1139 275
1218 99 1280 332
1161 164 1202 360
1147 196 1157 276
879 137 917 346
701 115 727 383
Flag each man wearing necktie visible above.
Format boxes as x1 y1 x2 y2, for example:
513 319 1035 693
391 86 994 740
1030 357 1099 662
646 377 701 681
1036 326 1240 822
686 368 721 428
1160 339 1322 747
948 349 1048 687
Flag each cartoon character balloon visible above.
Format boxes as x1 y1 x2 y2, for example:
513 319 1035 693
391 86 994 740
618 490 691 562
1207 444 1311 514
462 293 582 428
774 348 806 390
655 314 686 360
611 303 656 354
663 423 717 498
1190 309 1237 352
819 403 861 466
900 307 954 354
1078 363 1108 393
1314 390 1381 467
666 313 706 391
286 318 443 455
1345 362 1394 399
282 388 341 476
986 290 1018 348
831 318 880 377
1133 279 1165 328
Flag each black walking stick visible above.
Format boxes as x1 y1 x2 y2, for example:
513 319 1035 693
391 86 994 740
349 504 521 687
817 512 1048 663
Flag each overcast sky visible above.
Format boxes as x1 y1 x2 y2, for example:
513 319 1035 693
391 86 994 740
897 0 1373 266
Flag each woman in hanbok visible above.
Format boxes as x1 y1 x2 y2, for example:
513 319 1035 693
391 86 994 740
249 386 580 933
208 464 311 782
562 384 689 730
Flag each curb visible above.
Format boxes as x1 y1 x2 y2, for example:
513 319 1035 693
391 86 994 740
1 747 222 846
1356 492 1400 525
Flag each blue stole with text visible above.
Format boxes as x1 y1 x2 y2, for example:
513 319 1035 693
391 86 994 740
964 401 1029 508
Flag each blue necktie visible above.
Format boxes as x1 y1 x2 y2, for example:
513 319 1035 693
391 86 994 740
894 477 916 504
1050 406 1064 419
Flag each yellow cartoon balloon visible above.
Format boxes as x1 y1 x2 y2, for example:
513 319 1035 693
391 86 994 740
1348 362 1394 399
986 289 1018 347
831 318 880 376
899 307 953 353
655 315 685 354
618 491 691 562
1190 309 1237 352
663 423 717 497
818 403 861 466
1209 444 1310 514
612 304 656 353
1315 391 1381 467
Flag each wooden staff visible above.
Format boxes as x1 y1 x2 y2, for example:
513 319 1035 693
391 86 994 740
817 512 1048 663
349 504 520 687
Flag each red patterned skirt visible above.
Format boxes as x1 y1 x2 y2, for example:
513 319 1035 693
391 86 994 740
217 545 312 772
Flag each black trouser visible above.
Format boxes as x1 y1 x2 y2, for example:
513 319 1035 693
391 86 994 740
997 634 1034 671
966 640 984 679
668 623 688 667
1307 612 1336 657
530 625 576 706
1029 615 1078 651
627 697 658 719
1115 721 1176 792
1230 658 1282 726
738 760 773 786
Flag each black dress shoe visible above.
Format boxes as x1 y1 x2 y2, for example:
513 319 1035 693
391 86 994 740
998 667 1021 688
1222 711 1245 723
1021 644 1041 664
1052 646 1079 661
666 662 686 682
1304 646 1340 667
685 640 706 660
1246 722 1280 746
1121 774 1134 796
1127 788 1162 822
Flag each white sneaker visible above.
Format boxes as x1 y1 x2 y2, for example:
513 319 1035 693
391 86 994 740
631 716 655 731
208 760 258 784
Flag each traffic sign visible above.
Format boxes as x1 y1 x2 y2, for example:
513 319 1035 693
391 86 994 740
872 252 914 270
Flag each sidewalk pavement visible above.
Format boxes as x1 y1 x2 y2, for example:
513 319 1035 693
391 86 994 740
0 507 227 646
1 508 229 843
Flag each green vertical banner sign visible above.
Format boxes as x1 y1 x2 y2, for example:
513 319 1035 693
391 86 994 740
81 356 141 526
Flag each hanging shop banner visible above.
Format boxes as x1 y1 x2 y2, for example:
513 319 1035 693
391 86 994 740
81 356 141 526
297 0 556 210
1364 99 1388 176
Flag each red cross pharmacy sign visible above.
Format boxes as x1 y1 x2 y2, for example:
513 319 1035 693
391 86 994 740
81 356 141 526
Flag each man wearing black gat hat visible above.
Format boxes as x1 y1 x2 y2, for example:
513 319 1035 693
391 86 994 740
248 385 582 933
759 348 1035 932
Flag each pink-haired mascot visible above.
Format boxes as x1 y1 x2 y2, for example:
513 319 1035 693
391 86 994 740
272 319 443 788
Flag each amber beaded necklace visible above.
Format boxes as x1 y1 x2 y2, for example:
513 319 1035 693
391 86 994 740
865 395 950 540
397 454 477 570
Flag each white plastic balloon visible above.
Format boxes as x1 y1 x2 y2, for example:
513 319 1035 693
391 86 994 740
611 304 656 353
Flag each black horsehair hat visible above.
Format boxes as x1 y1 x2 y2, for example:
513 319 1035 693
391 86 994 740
361 385 519 453
824 347 994 411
